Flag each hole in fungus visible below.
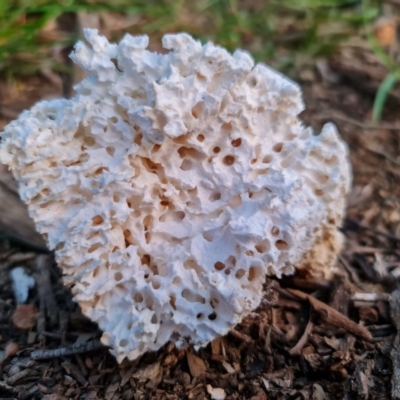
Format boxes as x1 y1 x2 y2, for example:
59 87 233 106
231 138 242 147
92 215 104 225
271 226 280 236
114 272 123 282
106 146 115 156
55 242 65 251
151 314 158 324
183 258 203 275
325 155 338 165
84 137 95 146
151 144 161 153
127 321 133 330
197 134 205 142
245 250 254 257
223 155 235 166
249 77 258 87
202 232 214 242
93 267 100 278
251 169 269 178
250 158 257 164
275 240 289 250
159 195 170 206
229 194 242 208
180 159 193 171
273 143 283 153
88 243 101 253
134 133 143 145
227 256 236 266
255 239 270 253
112 246 120 253
262 155 272 163
41 188 50 195
134 331 142 339
113 193 120 202
152 280 161 290
143 215 153 230
191 102 204 119
235 269 246 279
197 313 204 319
169 295 177 310
141 254 151 265
318 174 329 184
214 262 225 271
249 188 269 201
225 269 231 275
173 277 181 285
209 192 221 202
123 229 133 247
196 72 207 82
110 116 118 123
119 339 128 347
134 293 143 303
160 210 185 223
315 189 324 196
248 266 262 281
221 122 232 132
182 289 206 304
208 312 217 321
94 167 109 175
257 106 264 113
213 147 221 153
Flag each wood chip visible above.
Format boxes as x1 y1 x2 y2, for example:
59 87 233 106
186 352 206 378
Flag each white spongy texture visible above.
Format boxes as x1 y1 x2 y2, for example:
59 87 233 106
0 30 351 362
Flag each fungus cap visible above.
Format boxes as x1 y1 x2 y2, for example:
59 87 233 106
0 30 351 362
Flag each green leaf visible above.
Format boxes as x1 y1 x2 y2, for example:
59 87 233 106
372 72 399 122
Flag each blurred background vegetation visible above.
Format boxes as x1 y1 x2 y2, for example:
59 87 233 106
0 0 397 120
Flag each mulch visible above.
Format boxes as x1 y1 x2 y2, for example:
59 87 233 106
0 37 400 400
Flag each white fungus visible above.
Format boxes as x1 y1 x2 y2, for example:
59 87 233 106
0 30 351 362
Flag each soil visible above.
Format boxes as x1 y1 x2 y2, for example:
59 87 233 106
0 43 400 400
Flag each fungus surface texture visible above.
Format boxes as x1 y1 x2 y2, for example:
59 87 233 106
0 30 351 362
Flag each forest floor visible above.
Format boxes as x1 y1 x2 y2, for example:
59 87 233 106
0 8 400 400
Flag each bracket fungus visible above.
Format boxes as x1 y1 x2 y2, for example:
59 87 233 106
0 30 351 362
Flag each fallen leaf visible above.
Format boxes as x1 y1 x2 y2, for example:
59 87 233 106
11 304 38 329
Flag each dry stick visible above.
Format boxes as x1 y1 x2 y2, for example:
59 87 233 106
345 218 400 243
34 254 58 336
319 110 400 130
30 340 105 360
390 288 400 399
286 288 373 342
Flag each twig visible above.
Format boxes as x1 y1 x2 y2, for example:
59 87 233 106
286 288 373 342
229 329 252 343
319 110 400 130
30 340 105 360
364 146 400 168
289 317 313 356
6 368 38 385
352 293 390 302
